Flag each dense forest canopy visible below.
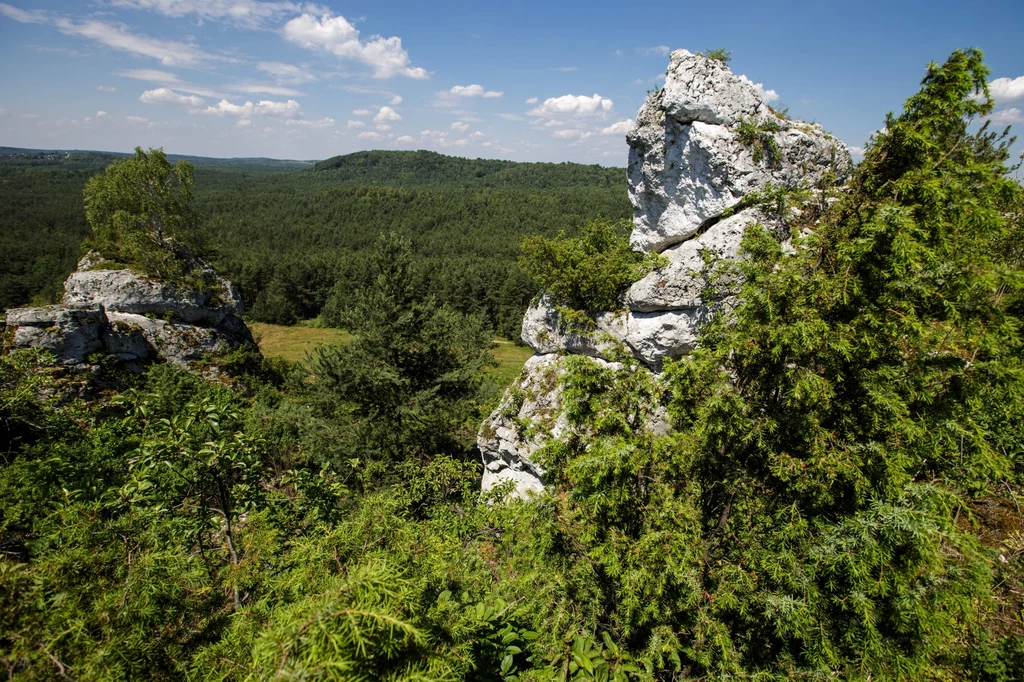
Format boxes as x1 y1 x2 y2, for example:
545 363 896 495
0 148 630 338
0 49 1023 681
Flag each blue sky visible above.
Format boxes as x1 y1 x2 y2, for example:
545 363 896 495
1 0 1022 165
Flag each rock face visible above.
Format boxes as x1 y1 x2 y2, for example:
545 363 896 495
3 254 255 373
479 49 850 496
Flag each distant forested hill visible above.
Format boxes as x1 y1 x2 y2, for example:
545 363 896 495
0 148 630 337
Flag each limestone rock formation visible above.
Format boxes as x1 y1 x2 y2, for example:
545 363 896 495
3 254 255 374
479 49 850 496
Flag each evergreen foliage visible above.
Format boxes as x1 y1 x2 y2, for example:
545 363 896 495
0 49 1022 681
519 218 664 313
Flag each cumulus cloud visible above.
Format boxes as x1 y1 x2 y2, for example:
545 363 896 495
96 110 107 117
469 131 484 139
737 74 779 103
449 84 502 98
989 76 1024 102
376 124 391 131
347 120 366 129
236 118 253 128
352 108 370 116
373 105 401 122
358 130 383 141
389 95 403 105
529 93 613 118
845 144 866 160
601 119 633 135
203 98 300 118
395 135 416 143
286 117 335 128
96 85 116 92
525 97 538 104
988 107 1024 125
283 13 428 79
139 87 206 109
551 129 580 139
450 121 469 132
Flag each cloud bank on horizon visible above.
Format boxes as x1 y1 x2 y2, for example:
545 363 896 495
0 0 1021 165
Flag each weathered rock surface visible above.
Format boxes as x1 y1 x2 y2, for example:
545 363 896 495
4 254 255 374
628 49 849 254
64 264 243 326
479 49 850 497
6 306 106 365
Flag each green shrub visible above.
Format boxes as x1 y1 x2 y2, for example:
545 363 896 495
518 218 664 314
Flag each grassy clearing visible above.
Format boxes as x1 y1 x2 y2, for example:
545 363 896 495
249 322 353 364
250 322 534 387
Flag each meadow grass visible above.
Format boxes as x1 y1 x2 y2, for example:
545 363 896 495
250 322 534 387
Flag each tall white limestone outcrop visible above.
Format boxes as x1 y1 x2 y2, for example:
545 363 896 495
479 50 851 497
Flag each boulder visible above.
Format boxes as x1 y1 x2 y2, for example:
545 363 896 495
64 255 243 326
4 254 256 375
5 306 106 365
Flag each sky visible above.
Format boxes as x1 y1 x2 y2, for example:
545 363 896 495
1 0 1023 166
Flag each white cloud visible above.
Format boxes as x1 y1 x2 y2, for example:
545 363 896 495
286 117 335 128
450 121 469 132
640 45 670 56
389 95 403 105
51 16 221 67
352 108 371 116
529 93 613 118
613 49 623 57
845 144 866 159
283 13 428 79
497 113 523 121
990 76 1024 103
203 98 300 118
525 97 538 104
0 3 47 23
256 99 301 117
109 0 308 28
601 118 634 135
376 123 391 131
469 131 484 139
358 131 383 141
552 129 580 139
258 61 317 84
374 105 402 122
125 115 150 123
96 85 116 92
737 74 779 103
449 84 503 98
96 110 107 117
453 139 467 147
230 83 303 96
989 107 1024 125
395 135 416 143
139 87 206 109
347 120 366 129
236 118 253 128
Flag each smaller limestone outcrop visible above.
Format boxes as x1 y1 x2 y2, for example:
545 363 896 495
3 254 255 374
